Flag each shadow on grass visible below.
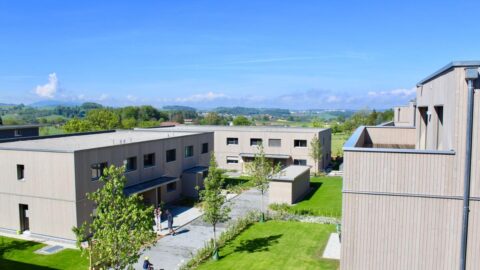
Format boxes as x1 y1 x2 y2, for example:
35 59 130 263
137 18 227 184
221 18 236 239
302 182 323 201
0 259 59 270
0 238 39 255
233 234 283 253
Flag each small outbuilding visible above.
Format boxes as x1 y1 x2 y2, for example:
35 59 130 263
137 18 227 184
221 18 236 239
269 165 310 205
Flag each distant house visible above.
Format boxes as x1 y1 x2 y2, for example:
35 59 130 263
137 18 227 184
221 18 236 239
137 125 332 174
184 118 194 125
0 125 40 140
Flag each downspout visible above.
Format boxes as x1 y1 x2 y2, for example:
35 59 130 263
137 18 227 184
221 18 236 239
459 68 477 270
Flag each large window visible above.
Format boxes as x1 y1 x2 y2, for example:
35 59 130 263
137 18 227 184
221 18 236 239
17 164 24 180
250 138 263 146
167 182 177 192
124 156 137 172
185 145 194 158
435 106 444 150
202 143 209 154
166 149 176 162
227 137 239 145
226 156 239 164
293 159 307 166
294 139 307 147
14 129 22 137
91 162 108 181
268 139 281 147
143 153 155 168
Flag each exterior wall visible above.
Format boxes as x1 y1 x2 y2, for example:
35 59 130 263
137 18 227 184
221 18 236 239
393 101 416 127
342 65 480 270
74 133 213 228
0 150 77 240
269 181 292 205
182 173 204 198
0 127 39 139
291 169 310 203
214 129 331 174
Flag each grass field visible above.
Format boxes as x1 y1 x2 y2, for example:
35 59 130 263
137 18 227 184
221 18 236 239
197 221 339 270
332 132 350 157
290 176 343 217
0 236 88 270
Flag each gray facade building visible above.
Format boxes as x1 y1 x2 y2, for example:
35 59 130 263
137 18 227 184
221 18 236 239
0 125 40 140
0 130 213 243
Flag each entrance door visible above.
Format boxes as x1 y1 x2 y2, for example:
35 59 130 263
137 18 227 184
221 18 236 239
19 204 29 232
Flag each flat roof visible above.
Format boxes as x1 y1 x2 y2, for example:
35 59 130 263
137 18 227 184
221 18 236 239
124 176 178 196
183 166 208 174
0 130 206 153
417 61 480 86
138 125 328 133
272 165 310 181
0 124 40 130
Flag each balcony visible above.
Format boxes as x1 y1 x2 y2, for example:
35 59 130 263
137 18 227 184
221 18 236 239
343 126 459 197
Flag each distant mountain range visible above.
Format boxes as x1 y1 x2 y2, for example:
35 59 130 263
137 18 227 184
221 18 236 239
29 100 81 108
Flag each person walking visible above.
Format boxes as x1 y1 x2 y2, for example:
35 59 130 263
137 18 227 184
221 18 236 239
166 209 176 236
154 207 160 232
143 256 153 270
154 207 162 232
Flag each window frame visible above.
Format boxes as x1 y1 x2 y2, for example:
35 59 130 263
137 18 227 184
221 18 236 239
294 139 307 148
201 143 209 154
268 138 281 147
143 153 156 168
166 149 177 163
293 159 307 166
250 138 263 146
184 145 194 158
124 156 137 172
17 164 25 180
91 162 108 181
226 137 239 145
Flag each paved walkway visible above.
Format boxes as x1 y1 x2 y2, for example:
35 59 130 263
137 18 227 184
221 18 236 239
135 189 265 270
322 233 341 260
154 206 203 236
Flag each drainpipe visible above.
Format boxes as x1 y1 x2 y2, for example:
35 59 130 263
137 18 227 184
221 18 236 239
459 68 478 270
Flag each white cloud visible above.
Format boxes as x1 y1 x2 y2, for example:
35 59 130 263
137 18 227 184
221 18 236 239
175 91 227 103
35 73 59 98
367 88 416 98
126 95 138 102
98 94 109 101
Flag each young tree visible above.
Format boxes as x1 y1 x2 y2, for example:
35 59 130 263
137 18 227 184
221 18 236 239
199 154 231 260
247 144 281 222
309 135 323 176
73 165 156 270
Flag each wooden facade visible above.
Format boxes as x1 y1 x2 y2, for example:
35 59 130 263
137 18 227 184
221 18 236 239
342 63 480 270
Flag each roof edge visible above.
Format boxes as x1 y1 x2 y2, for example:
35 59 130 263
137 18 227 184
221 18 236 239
417 61 480 86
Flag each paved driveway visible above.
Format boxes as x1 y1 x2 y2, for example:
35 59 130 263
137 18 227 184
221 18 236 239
135 189 266 270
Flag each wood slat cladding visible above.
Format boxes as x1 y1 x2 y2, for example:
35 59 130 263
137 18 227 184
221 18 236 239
342 66 480 270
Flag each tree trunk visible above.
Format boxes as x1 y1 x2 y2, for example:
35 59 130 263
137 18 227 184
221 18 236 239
212 224 219 260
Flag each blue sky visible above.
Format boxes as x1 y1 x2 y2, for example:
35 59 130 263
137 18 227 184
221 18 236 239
0 1 479 109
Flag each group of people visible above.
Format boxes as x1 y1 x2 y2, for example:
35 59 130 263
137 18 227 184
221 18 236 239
154 206 176 236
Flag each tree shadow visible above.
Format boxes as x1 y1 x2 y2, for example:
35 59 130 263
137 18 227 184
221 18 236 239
302 182 323 201
0 258 59 270
233 234 283 253
0 238 39 255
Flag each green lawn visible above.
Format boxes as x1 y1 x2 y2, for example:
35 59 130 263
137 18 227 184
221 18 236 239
0 236 88 270
290 176 343 218
197 221 338 270
332 132 350 157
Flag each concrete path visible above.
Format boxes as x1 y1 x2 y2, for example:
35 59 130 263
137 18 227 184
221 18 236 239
154 206 203 236
322 233 341 260
136 189 265 270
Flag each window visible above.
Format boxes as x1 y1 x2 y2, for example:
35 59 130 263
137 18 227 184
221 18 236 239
202 143 209 154
17 164 24 180
226 157 239 164
227 137 239 145
166 149 176 162
91 162 108 180
268 139 281 147
435 106 444 150
167 182 177 192
14 129 22 137
124 156 137 172
418 107 428 149
293 159 307 166
185 145 194 158
250 138 263 146
143 153 155 168
294 139 307 147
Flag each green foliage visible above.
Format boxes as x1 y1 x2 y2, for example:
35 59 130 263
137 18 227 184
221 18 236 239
232 115 252 126
194 221 338 270
309 135 323 175
199 154 232 257
72 165 156 270
63 118 94 133
86 109 120 130
200 112 226 125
